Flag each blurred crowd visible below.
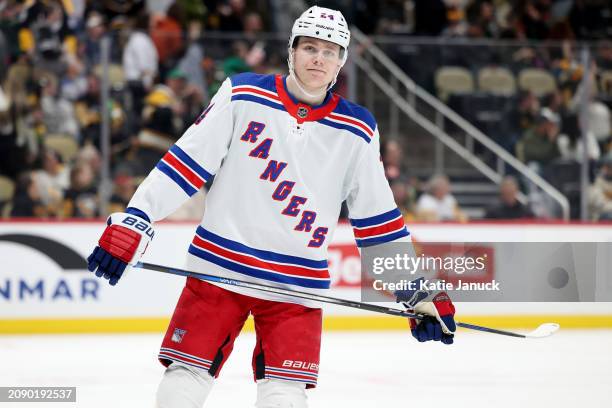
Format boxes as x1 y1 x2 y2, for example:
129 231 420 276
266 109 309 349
0 0 611 222
0 0 287 219
378 0 612 40
382 132 612 223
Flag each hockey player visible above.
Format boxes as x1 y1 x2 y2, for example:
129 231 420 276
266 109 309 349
87 6 456 407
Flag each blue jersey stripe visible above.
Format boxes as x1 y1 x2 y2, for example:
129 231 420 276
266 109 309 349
350 208 403 228
169 145 213 181
159 348 213 364
230 72 277 91
156 161 198 196
333 99 377 132
317 118 371 143
188 245 331 289
231 94 286 112
158 354 211 370
355 228 410 247
196 227 328 269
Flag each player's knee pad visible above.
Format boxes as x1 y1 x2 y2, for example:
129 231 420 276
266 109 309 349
255 379 308 408
156 362 214 408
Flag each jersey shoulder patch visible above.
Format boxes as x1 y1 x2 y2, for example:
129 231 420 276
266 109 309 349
322 97 377 144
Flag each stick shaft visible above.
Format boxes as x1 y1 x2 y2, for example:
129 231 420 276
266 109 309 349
136 261 526 338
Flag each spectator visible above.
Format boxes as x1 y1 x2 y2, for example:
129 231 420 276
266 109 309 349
165 66 204 127
416 174 467 222
515 0 551 40
441 2 468 37
131 68 189 175
542 90 565 117
381 139 406 182
209 0 245 32
74 72 103 143
516 91 541 132
10 172 46 217
244 11 264 38
557 115 601 162
74 73 127 147
25 1 74 78
33 148 69 214
0 83 28 179
150 4 185 73
485 176 534 219
80 12 107 69
108 172 136 214
62 161 98 218
39 72 79 139
588 154 612 221
586 101 611 151
4 61 46 165
0 0 23 70
517 107 561 169
222 41 253 77
505 91 541 152
60 54 87 101
123 12 158 129
465 0 499 38
176 41 208 102
75 144 102 181
242 11 267 71
389 178 415 221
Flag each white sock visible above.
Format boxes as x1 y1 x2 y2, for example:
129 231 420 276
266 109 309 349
156 362 214 408
255 379 307 408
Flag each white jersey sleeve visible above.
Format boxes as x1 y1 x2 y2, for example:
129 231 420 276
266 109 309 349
128 78 234 221
345 128 410 248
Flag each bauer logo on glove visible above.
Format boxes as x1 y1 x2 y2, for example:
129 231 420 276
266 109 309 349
87 211 154 286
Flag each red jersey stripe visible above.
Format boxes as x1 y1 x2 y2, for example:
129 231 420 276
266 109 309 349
328 113 374 137
352 216 405 238
162 152 205 189
232 86 280 100
192 236 329 279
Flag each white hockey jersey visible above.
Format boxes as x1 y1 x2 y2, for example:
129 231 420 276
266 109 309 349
129 73 410 304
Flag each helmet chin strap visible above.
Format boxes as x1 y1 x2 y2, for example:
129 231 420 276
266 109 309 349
287 49 340 101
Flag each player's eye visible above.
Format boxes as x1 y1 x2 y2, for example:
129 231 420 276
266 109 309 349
322 49 338 59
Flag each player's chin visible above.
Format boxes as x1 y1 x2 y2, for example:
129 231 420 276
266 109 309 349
304 77 330 91
305 70 328 82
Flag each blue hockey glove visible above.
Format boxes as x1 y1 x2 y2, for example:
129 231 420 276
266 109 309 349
395 278 456 344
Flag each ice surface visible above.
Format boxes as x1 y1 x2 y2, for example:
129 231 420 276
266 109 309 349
1 329 611 407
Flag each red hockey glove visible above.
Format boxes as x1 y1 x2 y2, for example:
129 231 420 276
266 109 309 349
87 211 154 285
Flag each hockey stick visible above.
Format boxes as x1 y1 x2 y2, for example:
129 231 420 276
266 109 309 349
135 261 559 339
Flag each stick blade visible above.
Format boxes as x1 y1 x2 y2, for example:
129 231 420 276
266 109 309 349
525 323 560 338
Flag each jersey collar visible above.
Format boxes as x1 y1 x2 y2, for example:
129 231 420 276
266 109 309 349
275 75 339 124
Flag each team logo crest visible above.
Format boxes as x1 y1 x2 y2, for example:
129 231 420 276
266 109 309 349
171 328 187 343
297 106 309 119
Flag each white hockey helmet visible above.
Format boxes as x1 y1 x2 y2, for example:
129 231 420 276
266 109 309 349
288 6 351 67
